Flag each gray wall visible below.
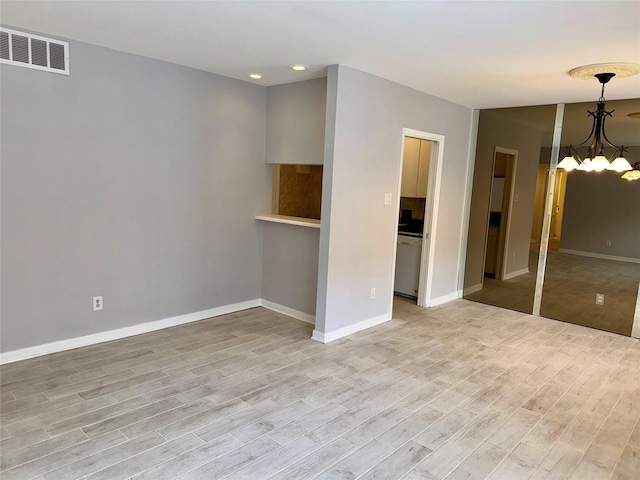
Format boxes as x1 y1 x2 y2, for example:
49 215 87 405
464 111 543 289
266 78 327 165
261 223 319 315
1 36 271 352
560 149 640 259
317 65 473 334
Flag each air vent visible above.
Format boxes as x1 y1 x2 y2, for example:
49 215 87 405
0 27 69 75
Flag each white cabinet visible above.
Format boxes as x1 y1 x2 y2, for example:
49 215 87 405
401 137 431 198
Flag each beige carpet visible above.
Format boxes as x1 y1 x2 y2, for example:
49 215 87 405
465 251 640 336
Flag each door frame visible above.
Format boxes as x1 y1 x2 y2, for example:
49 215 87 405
392 128 445 309
489 147 518 281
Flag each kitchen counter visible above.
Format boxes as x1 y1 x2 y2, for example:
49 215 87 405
255 214 320 229
398 217 424 237
398 230 423 238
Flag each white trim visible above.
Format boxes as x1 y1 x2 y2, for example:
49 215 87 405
496 146 518 280
311 313 390 344
503 267 529 280
0 299 261 364
428 291 460 307
397 128 446 310
631 283 640 339
533 104 565 316
558 248 640 264
260 299 315 325
311 330 327 343
463 283 483 296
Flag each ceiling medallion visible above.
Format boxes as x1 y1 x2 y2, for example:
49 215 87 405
568 62 640 80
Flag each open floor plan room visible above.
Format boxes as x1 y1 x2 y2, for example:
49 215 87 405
1 298 639 479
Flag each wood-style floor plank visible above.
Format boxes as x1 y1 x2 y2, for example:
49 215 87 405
0 298 638 479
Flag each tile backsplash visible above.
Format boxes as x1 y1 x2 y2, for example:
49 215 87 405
399 197 426 221
277 164 323 219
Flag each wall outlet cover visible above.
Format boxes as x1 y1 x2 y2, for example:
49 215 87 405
93 296 103 311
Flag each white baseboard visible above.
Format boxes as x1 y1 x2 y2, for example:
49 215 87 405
503 267 529 280
558 248 640 264
0 299 262 365
428 291 460 307
311 313 390 344
463 283 483 296
260 299 315 325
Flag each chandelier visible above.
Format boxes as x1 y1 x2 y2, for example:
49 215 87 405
557 72 634 176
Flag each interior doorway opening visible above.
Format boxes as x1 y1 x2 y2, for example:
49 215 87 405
531 164 567 252
392 128 445 310
485 148 517 281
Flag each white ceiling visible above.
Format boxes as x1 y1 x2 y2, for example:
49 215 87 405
1 1 639 109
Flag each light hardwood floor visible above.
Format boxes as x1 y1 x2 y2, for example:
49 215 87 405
1 297 639 479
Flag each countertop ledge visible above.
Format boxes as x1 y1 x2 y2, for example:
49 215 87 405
255 214 321 229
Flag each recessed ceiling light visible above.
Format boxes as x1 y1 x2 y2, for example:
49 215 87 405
291 64 307 71
249 73 262 79
568 63 640 80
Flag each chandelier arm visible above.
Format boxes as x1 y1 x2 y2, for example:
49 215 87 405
571 112 598 148
600 112 623 151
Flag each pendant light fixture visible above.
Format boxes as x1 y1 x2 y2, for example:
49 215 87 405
621 162 640 181
557 66 638 175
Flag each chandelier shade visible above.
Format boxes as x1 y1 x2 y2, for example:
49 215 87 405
621 162 640 181
607 155 633 172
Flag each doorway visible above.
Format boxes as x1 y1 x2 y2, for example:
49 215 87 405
392 128 445 310
485 148 517 281
531 164 567 252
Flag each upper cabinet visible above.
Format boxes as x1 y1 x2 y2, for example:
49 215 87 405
265 78 327 165
401 137 431 198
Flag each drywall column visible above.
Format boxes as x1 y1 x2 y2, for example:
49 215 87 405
315 65 473 342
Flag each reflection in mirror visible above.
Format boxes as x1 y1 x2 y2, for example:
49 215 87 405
540 99 640 335
463 105 557 314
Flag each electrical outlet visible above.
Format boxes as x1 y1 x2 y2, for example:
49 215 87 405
93 296 103 311
384 193 392 205
606 240 612 247
595 293 604 305
370 288 376 299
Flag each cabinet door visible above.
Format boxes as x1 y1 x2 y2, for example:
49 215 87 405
401 137 420 197
417 140 431 198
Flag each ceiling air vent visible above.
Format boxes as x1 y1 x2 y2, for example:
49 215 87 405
0 27 69 75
